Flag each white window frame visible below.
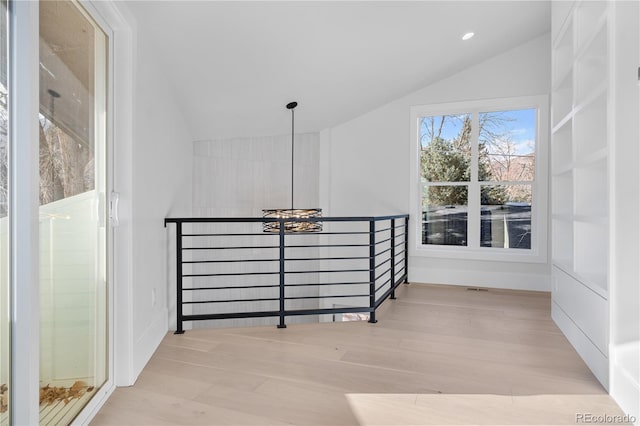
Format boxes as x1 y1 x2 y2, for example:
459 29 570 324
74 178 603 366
409 95 549 263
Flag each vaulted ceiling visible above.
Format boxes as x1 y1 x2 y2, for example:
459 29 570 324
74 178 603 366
123 1 550 140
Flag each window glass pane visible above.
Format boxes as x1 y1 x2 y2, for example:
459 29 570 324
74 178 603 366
479 109 536 182
0 0 8 420
480 184 532 249
419 114 471 182
422 185 468 246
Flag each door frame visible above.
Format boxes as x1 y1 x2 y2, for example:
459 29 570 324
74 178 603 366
9 0 135 423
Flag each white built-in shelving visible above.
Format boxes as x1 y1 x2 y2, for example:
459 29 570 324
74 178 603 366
551 0 610 387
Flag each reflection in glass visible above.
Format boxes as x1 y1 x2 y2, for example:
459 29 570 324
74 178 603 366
422 185 468 246
39 1 107 423
419 113 471 182
479 109 536 182
480 184 532 249
0 0 9 422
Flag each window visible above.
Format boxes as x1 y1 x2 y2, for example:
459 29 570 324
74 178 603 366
410 96 548 262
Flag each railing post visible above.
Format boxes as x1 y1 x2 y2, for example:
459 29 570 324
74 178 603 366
404 215 409 284
368 219 377 323
175 221 185 334
277 219 287 328
390 218 396 299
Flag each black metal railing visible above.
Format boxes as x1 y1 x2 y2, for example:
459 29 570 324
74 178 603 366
164 214 409 333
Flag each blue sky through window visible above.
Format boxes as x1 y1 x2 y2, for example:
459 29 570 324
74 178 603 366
420 109 536 155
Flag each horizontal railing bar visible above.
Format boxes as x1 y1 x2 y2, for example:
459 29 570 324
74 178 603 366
374 275 407 308
183 282 373 291
182 306 373 321
394 241 405 249
165 215 409 226
184 271 279 277
283 307 373 317
285 256 369 262
184 298 280 304
374 227 392 233
182 233 274 237
183 284 279 291
375 247 392 257
184 311 281 321
182 306 376 322
285 281 370 287
395 266 407 278
394 258 405 269
183 246 279 250
285 268 371 274
301 231 370 236
183 258 279 264
284 294 369 301
375 268 391 282
375 237 392 246
394 249 407 257
375 257 392 270
285 244 369 248
375 277 393 293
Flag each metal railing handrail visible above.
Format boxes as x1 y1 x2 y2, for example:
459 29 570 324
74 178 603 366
165 214 409 333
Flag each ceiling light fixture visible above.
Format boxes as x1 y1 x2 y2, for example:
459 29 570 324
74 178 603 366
263 102 322 233
462 32 475 41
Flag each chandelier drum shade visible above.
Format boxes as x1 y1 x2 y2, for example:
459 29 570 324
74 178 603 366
262 102 322 233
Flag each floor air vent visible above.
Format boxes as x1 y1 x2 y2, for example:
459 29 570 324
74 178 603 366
466 287 489 291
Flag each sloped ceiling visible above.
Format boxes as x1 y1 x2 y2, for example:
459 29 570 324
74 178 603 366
123 1 550 140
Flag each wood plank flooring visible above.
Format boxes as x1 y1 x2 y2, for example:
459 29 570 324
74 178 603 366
91 284 629 425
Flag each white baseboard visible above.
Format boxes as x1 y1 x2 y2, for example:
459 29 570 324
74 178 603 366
133 308 169 381
409 267 550 292
552 301 609 388
611 343 640 424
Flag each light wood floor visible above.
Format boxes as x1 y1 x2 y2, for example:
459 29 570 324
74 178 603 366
92 284 629 425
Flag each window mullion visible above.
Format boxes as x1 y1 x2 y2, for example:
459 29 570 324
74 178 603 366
467 111 481 248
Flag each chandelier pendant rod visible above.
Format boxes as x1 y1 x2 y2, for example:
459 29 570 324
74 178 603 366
290 105 294 210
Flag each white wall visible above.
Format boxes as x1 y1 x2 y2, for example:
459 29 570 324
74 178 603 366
320 34 551 291
187 134 321 329
610 0 640 420
126 21 194 381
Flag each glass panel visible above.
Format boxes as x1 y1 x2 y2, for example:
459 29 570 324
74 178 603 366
0 0 9 422
480 184 532 249
419 114 471 182
479 109 536 182
39 1 107 424
422 185 468 246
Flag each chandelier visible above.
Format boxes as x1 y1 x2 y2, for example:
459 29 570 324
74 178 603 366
263 102 322 233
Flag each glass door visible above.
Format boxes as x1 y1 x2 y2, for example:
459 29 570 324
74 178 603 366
0 0 9 423
38 1 108 423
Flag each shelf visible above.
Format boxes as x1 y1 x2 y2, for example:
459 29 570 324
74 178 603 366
575 147 607 169
552 71 574 127
552 218 574 270
574 158 608 219
573 214 608 226
575 25 608 105
552 118 573 174
574 220 608 293
574 92 607 161
553 17 574 83
552 1 575 46
551 172 573 217
575 1 608 54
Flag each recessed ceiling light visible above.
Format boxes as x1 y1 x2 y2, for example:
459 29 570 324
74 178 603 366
462 32 475 41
